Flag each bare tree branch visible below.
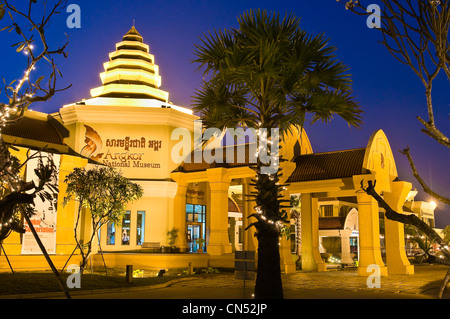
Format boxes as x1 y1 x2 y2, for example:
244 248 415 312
0 0 70 130
400 146 450 205
339 0 450 148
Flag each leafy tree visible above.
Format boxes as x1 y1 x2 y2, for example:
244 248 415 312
193 9 362 298
63 167 143 273
339 0 450 298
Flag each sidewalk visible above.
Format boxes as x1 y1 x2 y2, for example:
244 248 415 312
282 264 449 299
0 264 448 299
166 264 449 299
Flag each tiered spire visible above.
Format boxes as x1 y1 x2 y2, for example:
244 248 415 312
90 26 169 102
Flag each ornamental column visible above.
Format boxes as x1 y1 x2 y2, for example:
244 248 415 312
384 181 414 275
206 168 232 255
301 193 326 271
353 175 387 276
171 172 189 252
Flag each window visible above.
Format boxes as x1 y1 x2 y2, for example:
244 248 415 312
122 211 131 245
107 222 115 245
136 211 145 246
186 204 194 222
339 205 350 217
350 237 358 254
195 205 205 222
186 204 205 223
321 205 334 217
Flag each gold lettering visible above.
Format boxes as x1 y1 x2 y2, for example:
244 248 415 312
105 137 150 151
104 149 116 160
125 137 130 151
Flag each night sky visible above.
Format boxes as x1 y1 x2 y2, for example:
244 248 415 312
1 0 449 227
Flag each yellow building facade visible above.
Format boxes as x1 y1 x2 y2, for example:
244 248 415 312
0 27 434 277
58 27 198 255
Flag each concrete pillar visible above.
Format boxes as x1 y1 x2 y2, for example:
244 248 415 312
279 191 296 274
280 234 296 273
206 168 232 255
340 230 354 264
170 172 189 252
384 181 414 275
355 190 387 276
301 193 326 271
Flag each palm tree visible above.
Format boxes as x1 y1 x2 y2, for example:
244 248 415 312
192 9 363 299
405 224 435 263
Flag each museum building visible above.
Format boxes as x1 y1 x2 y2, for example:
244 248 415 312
0 27 437 276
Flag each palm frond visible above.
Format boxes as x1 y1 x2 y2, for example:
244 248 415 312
192 8 363 133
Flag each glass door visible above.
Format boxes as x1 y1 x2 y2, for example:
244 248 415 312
187 224 203 252
186 204 206 253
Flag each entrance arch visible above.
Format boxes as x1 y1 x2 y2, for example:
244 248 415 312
287 130 414 276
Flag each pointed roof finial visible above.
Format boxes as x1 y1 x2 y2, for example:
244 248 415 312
133 19 135 27
123 24 143 42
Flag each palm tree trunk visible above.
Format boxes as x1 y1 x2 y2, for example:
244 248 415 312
255 226 283 299
250 125 286 299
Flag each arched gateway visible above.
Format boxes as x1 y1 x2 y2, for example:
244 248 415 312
285 129 413 276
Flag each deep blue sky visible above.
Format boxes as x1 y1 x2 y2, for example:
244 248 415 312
2 0 449 227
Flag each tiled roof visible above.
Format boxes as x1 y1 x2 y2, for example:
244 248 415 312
173 144 368 184
172 143 256 173
3 115 67 146
286 148 367 183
